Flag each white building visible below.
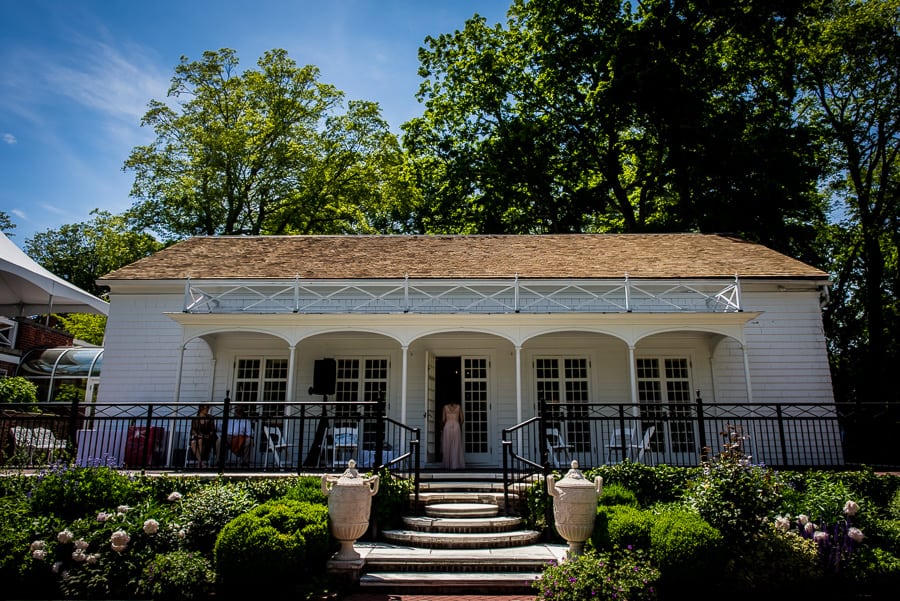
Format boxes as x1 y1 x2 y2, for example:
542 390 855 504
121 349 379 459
96 234 838 469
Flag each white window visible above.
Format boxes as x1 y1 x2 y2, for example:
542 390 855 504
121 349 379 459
636 357 694 453
233 357 288 417
535 357 590 451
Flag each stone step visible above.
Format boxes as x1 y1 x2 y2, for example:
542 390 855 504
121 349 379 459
359 571 541 594
419 480 507 492
415 491 511 506
357 541 566 573
425 502 499 518
381 528 542 549
403 514 522 533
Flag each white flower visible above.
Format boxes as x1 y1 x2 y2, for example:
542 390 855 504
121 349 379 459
848 527 864 543
96 512 111 522
798 514 809 526
813 530 829 543
29 540 46 551
116 505 130 515
804 521 816 535
86 554 99 565
72 549 87 563
775 516 791 532
57 529 74 544
177 529 186 539
143 519 159 535
843 500 860 517
32 549 47 561
167 491 183 502
52 561 63 574
110 529 130 552
74 539 89 550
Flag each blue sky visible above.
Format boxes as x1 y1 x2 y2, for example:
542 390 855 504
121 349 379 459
0 0 512 247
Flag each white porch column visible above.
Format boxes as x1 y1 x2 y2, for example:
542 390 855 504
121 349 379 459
166 343 187 465
286 345 296 402
741 343 754 402
173 343 186 405
628 345 638 406
400 345 409 425
515 345 523 424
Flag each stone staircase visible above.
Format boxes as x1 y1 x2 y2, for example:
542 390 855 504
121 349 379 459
355 474 566 594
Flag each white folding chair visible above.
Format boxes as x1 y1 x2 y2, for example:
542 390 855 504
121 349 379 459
546 428 573 468
331 427 358 468
606 426 637 463
631 425 656 463
263 425 289 469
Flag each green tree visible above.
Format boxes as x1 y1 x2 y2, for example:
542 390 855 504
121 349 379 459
125 48 410 239
403 1 825 257
797 0 900 414
0 211 15 236
24 209 161 297
53 313 106 346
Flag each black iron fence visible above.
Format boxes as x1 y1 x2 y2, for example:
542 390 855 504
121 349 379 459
0 399 420 482
500 398 889 514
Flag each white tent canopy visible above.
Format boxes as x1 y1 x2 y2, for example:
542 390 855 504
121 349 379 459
0 232 108 316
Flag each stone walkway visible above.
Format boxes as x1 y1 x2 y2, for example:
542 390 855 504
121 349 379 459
343 593 535 601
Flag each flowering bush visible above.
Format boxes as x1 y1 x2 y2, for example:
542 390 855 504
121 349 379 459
28 464 136 521
725 522 821 593
533 547 660 601
683 424 784 538
176 483 256 553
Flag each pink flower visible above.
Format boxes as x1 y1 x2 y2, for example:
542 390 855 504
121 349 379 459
167 491 183 502
29 540 45 551
57 529 74 544
32 549 47 561
143 519 159 535
110 529 130 552
848 527 864 543
843 500 860 517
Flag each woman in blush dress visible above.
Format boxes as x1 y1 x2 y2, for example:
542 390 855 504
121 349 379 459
441 402 465 469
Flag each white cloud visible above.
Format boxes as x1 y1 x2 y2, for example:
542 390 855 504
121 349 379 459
11 209 27 221
2 133 16 145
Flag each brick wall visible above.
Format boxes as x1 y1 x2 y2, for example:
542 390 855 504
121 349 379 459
13 317 74 353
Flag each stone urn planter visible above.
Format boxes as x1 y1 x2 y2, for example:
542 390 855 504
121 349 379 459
547 460 603 558
321 459 379 561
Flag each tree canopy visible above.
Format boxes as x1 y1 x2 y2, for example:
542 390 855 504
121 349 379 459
403 0 826 259
124 48 412 239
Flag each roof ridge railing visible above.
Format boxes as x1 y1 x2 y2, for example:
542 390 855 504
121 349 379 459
183 275 744 314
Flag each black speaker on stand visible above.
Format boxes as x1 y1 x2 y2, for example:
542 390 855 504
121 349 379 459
304 358 336 467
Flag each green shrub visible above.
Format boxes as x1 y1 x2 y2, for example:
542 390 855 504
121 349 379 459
283 475 328 505
370 469 413 534
213 499 330 593
178 483 256 553
844 545 900 595
588 462 694 506
0 376 38 404
533 547 660 601
599 482 639 508
28 465 135 521
781 472 857 526
683 428 784 538
140 550 214 600
53 500 180 599
648 504 724 590
237 476 298 503
725 522 821 594
889 486 900 520
592 505 652 552
0 496 32 586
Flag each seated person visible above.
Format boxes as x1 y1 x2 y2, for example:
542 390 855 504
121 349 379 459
220 405 253 465
189 403 218 468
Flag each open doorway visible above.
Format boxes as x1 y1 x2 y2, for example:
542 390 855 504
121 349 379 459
434 357 462 464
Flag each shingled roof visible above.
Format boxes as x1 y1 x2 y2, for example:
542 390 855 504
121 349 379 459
99 234 828 281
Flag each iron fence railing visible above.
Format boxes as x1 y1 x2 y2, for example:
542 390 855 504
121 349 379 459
500 398 889 515
0 399 420 486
